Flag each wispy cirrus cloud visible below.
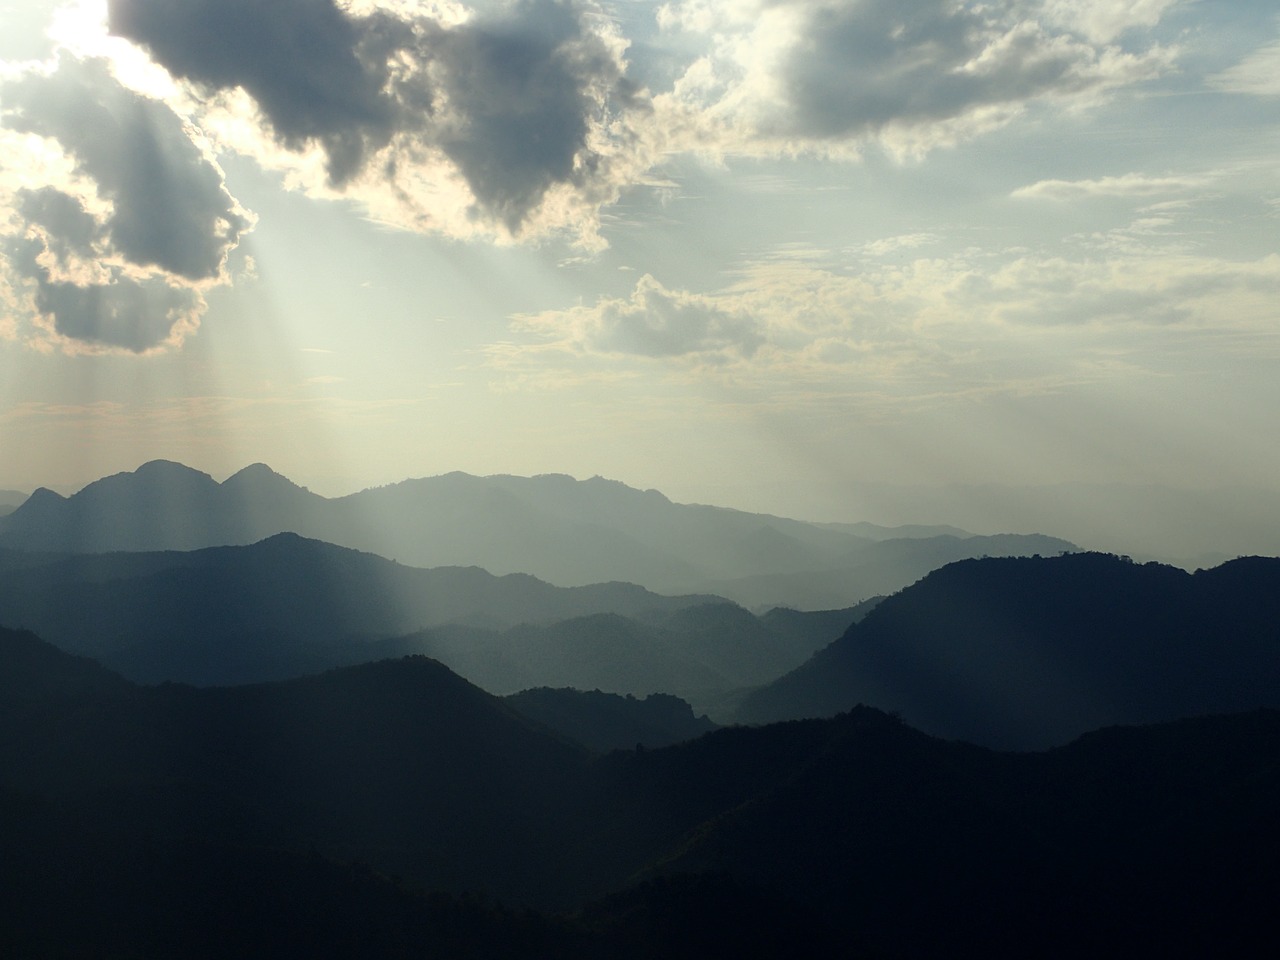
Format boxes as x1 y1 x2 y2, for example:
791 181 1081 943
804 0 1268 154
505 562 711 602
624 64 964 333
1038 0 1183 44
1011 172 1210 200
1209 24 1280 97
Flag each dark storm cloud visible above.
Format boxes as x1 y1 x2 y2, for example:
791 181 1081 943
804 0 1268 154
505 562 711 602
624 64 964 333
1 56 248 351
428 0 633 229
774 0 1138 140
107 0 407 184
106 0 637 233
2 231 202 352
16 186 100 265
3 55 251 281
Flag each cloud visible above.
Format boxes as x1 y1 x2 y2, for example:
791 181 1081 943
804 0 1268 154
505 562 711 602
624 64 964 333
108 0 405 185
0 54 251 352
498 241 1280 403
858 233 943 257
1011 172 1208 200
107 0 652 244
1209 29 1280 97
655 0 1176 158
90 0 1181 249
1038 0 1182 44
515 273 764 358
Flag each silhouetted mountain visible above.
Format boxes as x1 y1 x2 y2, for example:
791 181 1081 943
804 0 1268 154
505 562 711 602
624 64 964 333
326 600 861 712
757 599 882 655
0 533 733 687
617 707 1280 958
0 461 1077 608
2 625 1276 957
0 460 326 552
504 688 717 752
0 626 132 724
735 553 1280 748
0 625 591 905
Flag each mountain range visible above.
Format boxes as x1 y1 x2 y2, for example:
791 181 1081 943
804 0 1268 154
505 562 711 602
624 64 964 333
3 459 1277 955
736 551 1280 748
0 460 1074 609
3 624 1277 958
0 532 868 709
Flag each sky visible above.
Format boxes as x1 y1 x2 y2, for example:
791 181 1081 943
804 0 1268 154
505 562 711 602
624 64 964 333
1 0 1278 557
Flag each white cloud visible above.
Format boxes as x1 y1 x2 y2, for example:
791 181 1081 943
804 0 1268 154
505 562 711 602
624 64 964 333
859 233 943 257
498 243 1280 403
514 273 764 358
1038 0 1182 44
1012 172 1208 200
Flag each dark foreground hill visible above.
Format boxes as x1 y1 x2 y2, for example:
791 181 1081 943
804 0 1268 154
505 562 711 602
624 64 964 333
0 459 1073 608
0 535 862 708
503 688 717 752
736 552 1280 748
2 626 1278 958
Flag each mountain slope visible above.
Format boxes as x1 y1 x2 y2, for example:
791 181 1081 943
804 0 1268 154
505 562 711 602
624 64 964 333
503 688 717 752
703 531 1075 608
0 461 1077 607
625 707 1280 958
2 625 1276 956
0 625 592 905
0 533 732 686
0 535 864 701
735 553 1280 748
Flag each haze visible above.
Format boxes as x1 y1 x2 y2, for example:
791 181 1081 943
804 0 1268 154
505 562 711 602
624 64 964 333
2 1 1278 562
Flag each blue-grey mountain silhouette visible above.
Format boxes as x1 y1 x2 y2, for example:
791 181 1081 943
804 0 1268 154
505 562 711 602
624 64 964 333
0 460 1074 609
736 552 1280 748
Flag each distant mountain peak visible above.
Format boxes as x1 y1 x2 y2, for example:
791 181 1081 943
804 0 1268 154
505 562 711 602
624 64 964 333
22 486 66 504
133 459 214 480
226 462 280 479
222 462 304 490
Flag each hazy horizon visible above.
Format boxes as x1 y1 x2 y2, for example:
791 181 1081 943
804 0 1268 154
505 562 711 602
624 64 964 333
3 1 1278 563
5 456 1277 565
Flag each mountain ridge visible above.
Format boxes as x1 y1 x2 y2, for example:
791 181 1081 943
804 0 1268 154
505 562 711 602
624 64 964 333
0 460 1077 609
3 623 1277 956
735 552 1280 748
0 533 861 705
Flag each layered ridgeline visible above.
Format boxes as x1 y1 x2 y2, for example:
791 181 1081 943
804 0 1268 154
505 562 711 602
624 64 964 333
0 489 25 518
0 460 1073 609
502 688 718 752
0 533 870 709
3 626 1276 958
736 552 1280 749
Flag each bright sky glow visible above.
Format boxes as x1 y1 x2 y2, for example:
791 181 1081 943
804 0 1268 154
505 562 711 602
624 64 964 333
1 0 1278 560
